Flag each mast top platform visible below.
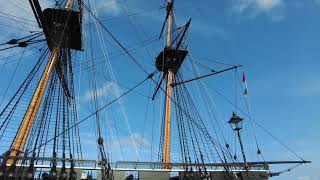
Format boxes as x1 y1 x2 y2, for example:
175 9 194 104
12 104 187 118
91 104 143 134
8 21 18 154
155 48 188 73
29 0 82 51
42 8 82 51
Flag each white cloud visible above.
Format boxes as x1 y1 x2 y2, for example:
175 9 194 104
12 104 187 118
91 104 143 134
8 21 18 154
232 0 285 21
256 0 283 11
192 22 229 39
85 81 117 100
110 133 150 151
234 0 283 12
95 0 121 16
298 176 311 180
290 79 320 97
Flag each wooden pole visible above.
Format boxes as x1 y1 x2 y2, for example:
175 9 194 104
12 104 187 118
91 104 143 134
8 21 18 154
7 0 75 165
237 130 248 169
163 0 173 169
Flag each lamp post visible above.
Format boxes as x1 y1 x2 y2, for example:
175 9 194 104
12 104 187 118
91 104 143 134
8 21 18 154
228 112 248 170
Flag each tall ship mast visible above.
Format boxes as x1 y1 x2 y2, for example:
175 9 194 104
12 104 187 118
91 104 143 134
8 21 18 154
0 0 311 179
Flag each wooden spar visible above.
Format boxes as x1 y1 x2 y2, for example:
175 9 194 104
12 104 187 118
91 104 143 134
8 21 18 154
7 0 75 165
163 0 173 169
166 1 172 48
171 65 242 87
163 71 173 169
64 0 74 9
116 160 311 167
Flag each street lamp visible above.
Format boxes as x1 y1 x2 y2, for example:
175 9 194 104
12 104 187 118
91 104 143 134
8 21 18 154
228 112 243 131
228 112 248 170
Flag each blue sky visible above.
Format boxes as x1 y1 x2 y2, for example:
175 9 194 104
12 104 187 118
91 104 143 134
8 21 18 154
0 0 319 179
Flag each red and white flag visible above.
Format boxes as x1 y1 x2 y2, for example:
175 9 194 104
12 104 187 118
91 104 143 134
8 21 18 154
242 72 248 96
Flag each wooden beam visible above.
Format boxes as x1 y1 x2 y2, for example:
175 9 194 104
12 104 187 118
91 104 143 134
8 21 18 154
171 65 242 87
163 0 173 170
116 160 311 167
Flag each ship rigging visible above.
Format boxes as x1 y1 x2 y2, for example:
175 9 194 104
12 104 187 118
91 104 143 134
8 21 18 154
0 0 310 179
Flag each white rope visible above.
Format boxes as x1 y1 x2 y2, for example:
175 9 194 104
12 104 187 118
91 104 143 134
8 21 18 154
90 0 140 160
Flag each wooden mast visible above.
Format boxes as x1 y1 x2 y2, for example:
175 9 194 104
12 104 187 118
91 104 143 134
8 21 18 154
163 0 173 169
7 0 75 165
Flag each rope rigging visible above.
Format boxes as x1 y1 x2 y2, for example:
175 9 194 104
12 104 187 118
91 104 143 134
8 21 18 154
0 0 311 179
0 32 45 52
179 60 308 174
23 72 155 156
0 0 85 175
85 3 111 176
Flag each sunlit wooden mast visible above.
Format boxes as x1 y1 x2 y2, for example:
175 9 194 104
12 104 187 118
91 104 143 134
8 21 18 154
7 0 75 165
163 0 173 169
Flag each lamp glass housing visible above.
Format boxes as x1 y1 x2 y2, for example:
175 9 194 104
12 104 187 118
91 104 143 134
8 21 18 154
228 113 243 131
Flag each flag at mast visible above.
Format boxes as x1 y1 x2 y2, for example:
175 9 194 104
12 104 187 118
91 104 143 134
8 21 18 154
242 72 248 96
